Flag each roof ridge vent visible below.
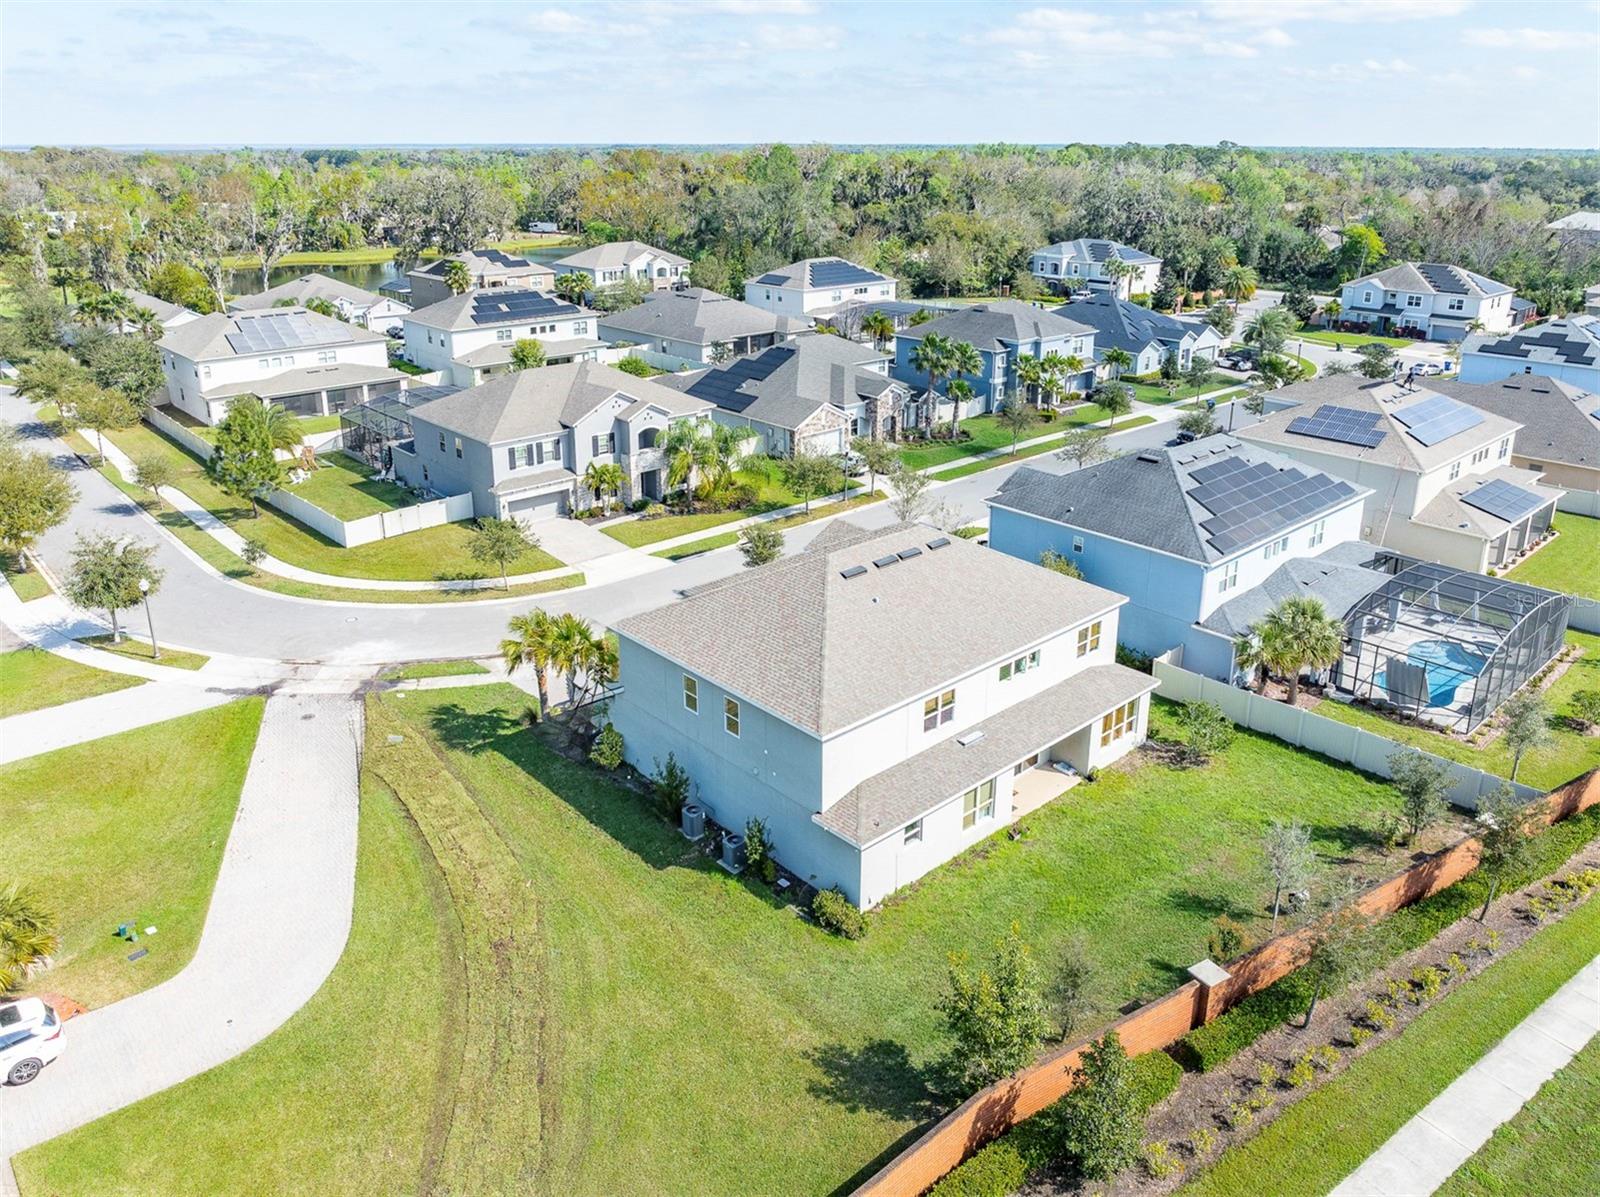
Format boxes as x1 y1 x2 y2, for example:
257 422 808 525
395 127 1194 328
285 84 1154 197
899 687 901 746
872 554 900 569
839 565 867 580
1136 451 1162 463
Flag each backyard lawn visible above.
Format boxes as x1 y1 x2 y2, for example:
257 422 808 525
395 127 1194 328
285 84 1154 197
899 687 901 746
1313 631 1600 793
0 648 144 718
0 699 264 1008
1507 513 1600 601
286 453 411 521
26 684 1437 1196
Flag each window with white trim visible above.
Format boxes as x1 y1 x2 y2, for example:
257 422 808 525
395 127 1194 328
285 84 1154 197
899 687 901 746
1449 459 1461 480
1471 446 1490 465
922 689 955 732
497 329 513 341
1218 558 1239 593
1076 620 1102 657
317 350 336 363
682 674 698 713
1309 518 1326 548
454 437 463 459
999 649 1041 681
1100 699 1139 747
1264 535 1290 560
1363 290 1373 303
961 779 996 830
723 697 740 737
903 819 923 845
1448 297 1465 311
1498 437 1510 460
1406 294 1422 307
1072 535 1085 553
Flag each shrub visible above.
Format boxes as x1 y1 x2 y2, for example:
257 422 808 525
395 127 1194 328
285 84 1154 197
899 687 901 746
1143 1141 1180 1180
1226 1102 1254 1130
614 355 657 377
1365 999 1396 1031
1257 1061 1280 1089
812 887 866 939
1177 699 1235 763
743 816 772 873
940 925 1050 1088
1206 914 1251 962
239 534 267 568
1129 1049 1183 1112
651 752 691 820
1350 1025 1373 1047
1172 970 1312 1072
1188 1125 1217 1158
1412 965 1443 1002
588 723 624 770
1287 1055 1316 1088
1116 642 1154 673
1313 1044 1340 1071
1058 1032 1142 1181
759 856 777 885
1447 952 1468 977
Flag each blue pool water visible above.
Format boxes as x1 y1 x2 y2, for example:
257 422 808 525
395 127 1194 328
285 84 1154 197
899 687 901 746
1377 639 1488 707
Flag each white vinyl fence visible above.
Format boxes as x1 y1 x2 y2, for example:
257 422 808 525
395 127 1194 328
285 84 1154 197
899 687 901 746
1556 488 1600 518
1152 655 1542 810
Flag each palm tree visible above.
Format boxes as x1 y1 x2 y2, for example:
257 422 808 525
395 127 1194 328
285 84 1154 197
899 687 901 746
702 422 754 497
945 340 983 438
1057 353 1088 400
443 259 473 295
1038 350 1069 407
1259 596 1344 705
1101 346 1134 384
232 395 304 452
1223 264 1259 305
1233 629 1268 693
131 305 163 340
945 379 975 442
1013 354 1043 405
1102 257 1134 297
0 882 59 995
553 272 590 304
909 331 955 435
583 460 625 511
861 310 896 351
1321 298 1342 329
661 419 713 513
501 609 558 720
1243 306 1294 357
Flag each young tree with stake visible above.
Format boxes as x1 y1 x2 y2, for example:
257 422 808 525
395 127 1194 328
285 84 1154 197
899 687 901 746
63 532 163 643
1473 786 1537 920
1263 820 1314 933
468 517 535 589
1388 749 1453 844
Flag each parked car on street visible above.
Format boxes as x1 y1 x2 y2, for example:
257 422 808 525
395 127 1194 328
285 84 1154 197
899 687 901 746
1410 361 1446 377
1218 348 1256 371
0 998 63 1086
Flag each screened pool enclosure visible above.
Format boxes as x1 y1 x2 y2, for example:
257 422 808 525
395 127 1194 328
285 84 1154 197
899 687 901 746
1338 562 1571 732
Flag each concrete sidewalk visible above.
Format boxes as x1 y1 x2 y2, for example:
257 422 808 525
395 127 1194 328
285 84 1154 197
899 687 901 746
0 682 237 765
1330 953 1600 1197
0 691 362 1176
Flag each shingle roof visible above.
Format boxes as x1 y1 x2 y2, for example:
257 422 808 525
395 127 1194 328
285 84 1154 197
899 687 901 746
404 288 597 332
659 335 903 431
158 307 387 361
1547 211 1600 232
746 257 890 289
896 300 1094 351
117 288 190 324
201 361 408 401
1411 466 1564 538
227 272 385 312
1345 262 1512 298
1052 292 1217 358
615 521 1126 737
1464 315 1600 370
596 287 806 347
1200 541 1392 638
1424 377 1600 474
410 248 552 280
1031 238 1160 266
552 240 689 271
405 360 710 443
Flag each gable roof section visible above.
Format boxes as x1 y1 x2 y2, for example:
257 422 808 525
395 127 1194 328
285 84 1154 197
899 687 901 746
748 257 890 290
1032 238 1160 266
553 240 689 271
1200 541 1393 638
597 287 805 346
227 272 384 312
1052 291 1215 357
1424 377 1600 473
896 300 1094 351
661 335 902 431
411 248 551 280
615 521 1125 737
1345 262 1511 298
405 288 596 332
1464 315 1600 370
158 307 386 361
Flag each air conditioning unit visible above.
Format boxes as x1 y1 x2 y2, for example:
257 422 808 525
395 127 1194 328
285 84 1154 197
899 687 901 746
680 803 706 841
720 832 746 874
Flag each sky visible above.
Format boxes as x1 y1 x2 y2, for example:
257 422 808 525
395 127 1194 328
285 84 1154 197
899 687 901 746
2 0 1598 149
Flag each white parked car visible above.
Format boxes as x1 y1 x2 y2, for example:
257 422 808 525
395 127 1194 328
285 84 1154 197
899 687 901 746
1 998 64 1086
1411 361 1447 377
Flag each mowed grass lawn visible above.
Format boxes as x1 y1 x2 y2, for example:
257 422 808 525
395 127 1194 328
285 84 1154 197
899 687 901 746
1181 887 1600 1197
0 648 144 718
2 552 52 601
0 699 264 1007
1314 631 1600 792
99 421 561 581
1294 326 1414 349
1508 512 1600 601
30 686 1428 1195
285 452 411 521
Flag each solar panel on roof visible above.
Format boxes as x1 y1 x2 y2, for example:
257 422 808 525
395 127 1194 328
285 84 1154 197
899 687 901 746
754 272 789 286
468 290 577 325
1392 394 1485 446
683 346 793 412
1459 479 1546 524
224 311 336 355
1286 405 1387 449
1187 458 1358 555
807 259 881 288
1416 263 1469 294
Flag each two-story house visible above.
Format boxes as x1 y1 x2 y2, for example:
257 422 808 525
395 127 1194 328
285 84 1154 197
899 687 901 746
596 287 808 367
157 308 410 425
1027 239 1162 298
1458 314 1600 392
551 240 691 291
987 435 1374 680
893 300 1096 418
401 289 603 388
405 248 556 309
391 360 713 519
1235 376 1563 572
228 272 412 334
1054 291 1223 375
659 333 911 455
1426 376 1600 498
1338 263 1518 342
743 257 896 319
115 287 200 335
610 520 1157 908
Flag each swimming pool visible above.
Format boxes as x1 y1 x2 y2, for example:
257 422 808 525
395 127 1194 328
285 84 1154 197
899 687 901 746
1377 639 1489 708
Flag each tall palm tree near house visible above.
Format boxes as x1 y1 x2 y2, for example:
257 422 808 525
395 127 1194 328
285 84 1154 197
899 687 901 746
1058 353 1089 400
1259 596 1344 705
661 419 713 513
945 340 983 438
1321 298 1342 329
1013 354 1043 405
1244 306 1294 357
1102 257 1134 297
1101 346 1134 385
1223 264 1259 305
861 310 896 351
1233 628 1268 693
702 422 754 496
131 305 163 340
583 460 625 512
1039 350 1070 401
1 882 59 995
553 272 590 304
909 331 955 435
443 259 472 295
945 379 975 441
501 608 559 720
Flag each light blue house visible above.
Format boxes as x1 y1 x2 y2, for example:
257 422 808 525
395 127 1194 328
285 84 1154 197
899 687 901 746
1458 315 1600 390
893 300 1095 420
986 436 1376 680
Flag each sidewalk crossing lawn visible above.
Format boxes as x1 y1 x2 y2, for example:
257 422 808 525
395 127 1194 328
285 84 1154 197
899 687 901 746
0 647 144 718
1508 513 1600 601
0 699 264 1008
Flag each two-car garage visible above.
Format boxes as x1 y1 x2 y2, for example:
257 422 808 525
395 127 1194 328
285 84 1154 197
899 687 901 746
505 489 570 522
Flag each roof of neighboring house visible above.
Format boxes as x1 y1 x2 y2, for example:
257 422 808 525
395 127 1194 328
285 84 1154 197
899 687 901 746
118 288 191 324
1424 376 1600 474
1547 211 1600 232
1030 238 1161 266
1411 465 1564 539
1236 376 1523 473
1344 262 1512 298
597 287 807 347
659 335 902 431
552 240 689 271
453 337 606 368
409 248 554 281
615 521 1127 738
1052 291 1218 358
748 257 891 290
1463 315 1600 370
227 272 385 313
406 360 711 443
158 307 387 361
1200 541 1393 638
202 361 409 402
896 299 1094 352
819 663 1158 847
989 433 1371 565
404 288 596 332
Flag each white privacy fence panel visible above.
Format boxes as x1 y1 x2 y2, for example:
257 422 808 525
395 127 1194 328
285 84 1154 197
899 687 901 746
1556 488 1600 518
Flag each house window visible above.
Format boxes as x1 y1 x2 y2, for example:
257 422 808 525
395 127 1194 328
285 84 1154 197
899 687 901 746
1264 535 1290 560
202 365 211 379
961 779 996 830
1449 297 1465 311
497 329 513 342
438 433 446 453
1076 621 1102 657
1498 437 1510 460
999 649 1041 681
317 350 336 363
454 437 463 459
724 697 740 737
1309 518 1326 548
507 446 519 469
1449 460 1462 480
1072 535 1085 553
574 321 588 335
1406 294 1422 308
1472 446 1490 465
682 674 698 713
591 432 615 455
1218 559 1239 593
1100 699 1139 747
1363 290 1374 303
922 688 955 732
258 358 270 369
903 819 923 845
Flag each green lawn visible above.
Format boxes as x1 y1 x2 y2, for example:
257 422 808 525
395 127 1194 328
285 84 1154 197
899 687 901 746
297 414 344 435
1294 327 1414 350
1 700 264 1008
1 552 52 601
0 648 144 719
1436 1036 1600 1197
604 457 860 548
14 753 451 1196
78 635 211 672
285 453 411 521
1181 884 1600 1197
897 414 1043 470
1507 513 1600 601
649 492 885 559
380 659 491 680
64 685 1415 1195
1314 631 1600 792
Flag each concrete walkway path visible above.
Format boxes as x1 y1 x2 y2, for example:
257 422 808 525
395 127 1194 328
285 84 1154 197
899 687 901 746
0 682 237 765
0 690 362 1179
1330 953 1600 1197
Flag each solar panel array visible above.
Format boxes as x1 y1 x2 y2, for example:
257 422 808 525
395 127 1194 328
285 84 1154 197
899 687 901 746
683 346 792 412
1186 456 1359 554
1392 394 1485 446
474 249 531 268
754 272 790 286
1416 263 1469 295
1459 478 1546 524
1286 404 1388 449
1087 240 1113 262
1477 328 1597 365
807 259 882 288
468 290 578 326
224 311 334 355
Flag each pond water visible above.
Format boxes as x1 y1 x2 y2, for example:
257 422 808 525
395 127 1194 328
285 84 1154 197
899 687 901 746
223 246 572 297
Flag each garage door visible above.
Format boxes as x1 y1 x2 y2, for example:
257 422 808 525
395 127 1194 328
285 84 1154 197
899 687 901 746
507 490 568 521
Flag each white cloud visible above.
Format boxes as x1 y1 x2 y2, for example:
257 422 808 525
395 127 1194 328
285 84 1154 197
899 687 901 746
1464 26 1598 51
1203 41 1259 58
1282 56 1414 82
984 8 1179 59
1255 27 1295 47
705 0 817 12
756 23 839 51
1204 0 1470 23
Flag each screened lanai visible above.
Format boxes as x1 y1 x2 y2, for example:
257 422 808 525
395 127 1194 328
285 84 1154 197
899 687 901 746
338 384 459 471
1339 562 1572 732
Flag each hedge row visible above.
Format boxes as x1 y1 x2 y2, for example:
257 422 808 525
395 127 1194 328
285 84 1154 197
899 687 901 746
1174 803 1600 1073
928 1050 1182 1197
